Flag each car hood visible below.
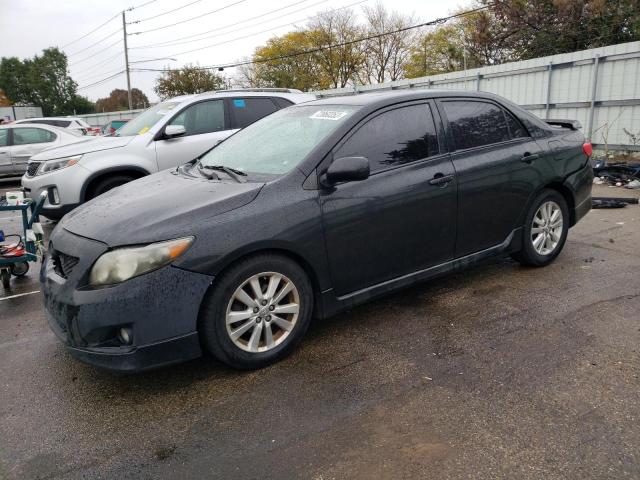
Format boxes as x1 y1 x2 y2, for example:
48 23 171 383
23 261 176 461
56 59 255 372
59 170 264 246
31 135 135 161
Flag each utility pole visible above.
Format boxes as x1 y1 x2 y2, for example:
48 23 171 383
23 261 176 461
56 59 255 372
122 11 132 111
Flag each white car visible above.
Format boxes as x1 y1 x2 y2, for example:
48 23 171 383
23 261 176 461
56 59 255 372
0 124 88 177
14 116 93 135
22 89 315 219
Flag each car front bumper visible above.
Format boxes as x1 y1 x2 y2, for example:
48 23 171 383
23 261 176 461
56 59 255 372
42 228 214 372
21 163 91 219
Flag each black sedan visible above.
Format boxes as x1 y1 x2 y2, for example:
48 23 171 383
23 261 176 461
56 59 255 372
42 90 593 371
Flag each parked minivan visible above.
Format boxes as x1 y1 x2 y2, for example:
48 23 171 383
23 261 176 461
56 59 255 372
22 89 315 219
42 90 593 372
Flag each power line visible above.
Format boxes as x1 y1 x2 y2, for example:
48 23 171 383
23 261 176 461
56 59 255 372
77 70 125 90
127 0 161 11
66 28 122 57
75 66 125 84
128 0 204 24
157 0 370 58
69 38 123 67
132 4 492 72
72 51 123 77
130 0 329 50
130 0 249 35
61 13 120 49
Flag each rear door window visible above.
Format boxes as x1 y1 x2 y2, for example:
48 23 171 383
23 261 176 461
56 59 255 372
443 100 511 150
13 127 56 145
231 97 279 128
0 129 8 146
335 103 439 173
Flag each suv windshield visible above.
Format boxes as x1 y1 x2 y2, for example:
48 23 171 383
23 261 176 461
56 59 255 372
116 101 180 137
199 105 357 175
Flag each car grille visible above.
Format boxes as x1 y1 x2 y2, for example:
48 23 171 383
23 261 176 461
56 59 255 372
51 250 79 279
26 162 40 177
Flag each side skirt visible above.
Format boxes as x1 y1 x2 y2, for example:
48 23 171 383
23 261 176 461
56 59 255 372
319 228 522 319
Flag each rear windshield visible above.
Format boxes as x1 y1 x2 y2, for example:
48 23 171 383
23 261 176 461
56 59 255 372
116 102 180 137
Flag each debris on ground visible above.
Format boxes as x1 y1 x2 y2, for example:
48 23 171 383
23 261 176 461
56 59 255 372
592 196 639 209
593 161 640 187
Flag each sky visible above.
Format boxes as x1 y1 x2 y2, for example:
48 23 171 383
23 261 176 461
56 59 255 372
0 0 464 103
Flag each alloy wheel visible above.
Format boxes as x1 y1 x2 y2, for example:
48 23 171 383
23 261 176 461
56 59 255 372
531 200 563 256
225 272 300 353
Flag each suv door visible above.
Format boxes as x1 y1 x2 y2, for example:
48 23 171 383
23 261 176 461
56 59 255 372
0 129 12 175
10 127 57 175
320 101 457 296
437 98 545 256
155 99 230 171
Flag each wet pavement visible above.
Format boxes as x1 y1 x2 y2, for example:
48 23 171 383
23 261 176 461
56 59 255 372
1 179 639 479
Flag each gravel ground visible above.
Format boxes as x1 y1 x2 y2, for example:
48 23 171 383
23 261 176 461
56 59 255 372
1 179 639 479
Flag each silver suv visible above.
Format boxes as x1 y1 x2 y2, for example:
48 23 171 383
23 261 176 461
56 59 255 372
22 89 315 219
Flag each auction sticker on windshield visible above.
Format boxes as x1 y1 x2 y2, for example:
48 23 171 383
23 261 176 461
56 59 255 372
310 110 350 120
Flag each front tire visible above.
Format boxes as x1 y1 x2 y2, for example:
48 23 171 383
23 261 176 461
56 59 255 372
199 254 314 369
512 189 569 267
86 174 136 200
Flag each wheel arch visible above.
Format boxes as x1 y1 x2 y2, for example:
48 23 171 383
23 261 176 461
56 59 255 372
519 180 577 229
80 166 150 202
545 181 576 226
198 246 326 322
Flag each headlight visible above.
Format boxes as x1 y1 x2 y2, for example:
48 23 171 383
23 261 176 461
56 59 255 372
89 237 194 286
37 155 82 175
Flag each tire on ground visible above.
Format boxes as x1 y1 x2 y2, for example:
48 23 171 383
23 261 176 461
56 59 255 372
199 253 314 370
512 188 569 267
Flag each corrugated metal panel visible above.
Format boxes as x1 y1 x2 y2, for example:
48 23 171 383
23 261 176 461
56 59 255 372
314 41 640 148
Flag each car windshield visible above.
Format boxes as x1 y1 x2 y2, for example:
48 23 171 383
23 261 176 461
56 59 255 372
199 105 357 175
116 101 180 137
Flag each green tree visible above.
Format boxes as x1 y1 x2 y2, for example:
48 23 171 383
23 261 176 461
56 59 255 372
24 48 77 116
240 31 330 90
95 88 149 111
404 25 468 78
0 48 89 116
154 64 225 100
70 95 95 114
0 57 29 104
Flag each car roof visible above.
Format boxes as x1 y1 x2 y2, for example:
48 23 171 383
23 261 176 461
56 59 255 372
0 123 78 134
302 89 518 108
166 89 316 105
15 116 83 122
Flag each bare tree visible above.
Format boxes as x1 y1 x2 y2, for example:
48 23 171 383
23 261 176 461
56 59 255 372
307 8 365 88
361 2 417 84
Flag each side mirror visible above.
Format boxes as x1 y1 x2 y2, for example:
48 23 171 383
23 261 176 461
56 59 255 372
322 156 370 186
164 124 186 139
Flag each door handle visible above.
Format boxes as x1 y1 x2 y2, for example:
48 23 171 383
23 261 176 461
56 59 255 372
520 152 540 163
429 174 455 186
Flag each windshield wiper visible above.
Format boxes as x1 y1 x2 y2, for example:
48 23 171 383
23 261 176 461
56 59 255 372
197 163 220 180
200 165 247 183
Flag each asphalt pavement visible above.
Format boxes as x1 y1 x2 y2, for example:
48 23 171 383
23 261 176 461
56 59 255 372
1 178 639 479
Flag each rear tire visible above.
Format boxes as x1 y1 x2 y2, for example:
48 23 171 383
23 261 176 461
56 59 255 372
86 174 136 200
1 269 10 290
512 189 569 267
199 254 314 370
10 262 29 277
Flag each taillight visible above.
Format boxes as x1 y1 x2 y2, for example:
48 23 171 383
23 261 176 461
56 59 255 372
583 142 593 157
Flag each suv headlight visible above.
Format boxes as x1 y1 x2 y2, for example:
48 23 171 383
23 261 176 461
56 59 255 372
89 237 194 286
37 155 82 175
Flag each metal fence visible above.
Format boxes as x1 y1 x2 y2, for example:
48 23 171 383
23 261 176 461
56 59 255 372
78 108 145 127
315 41 640 151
